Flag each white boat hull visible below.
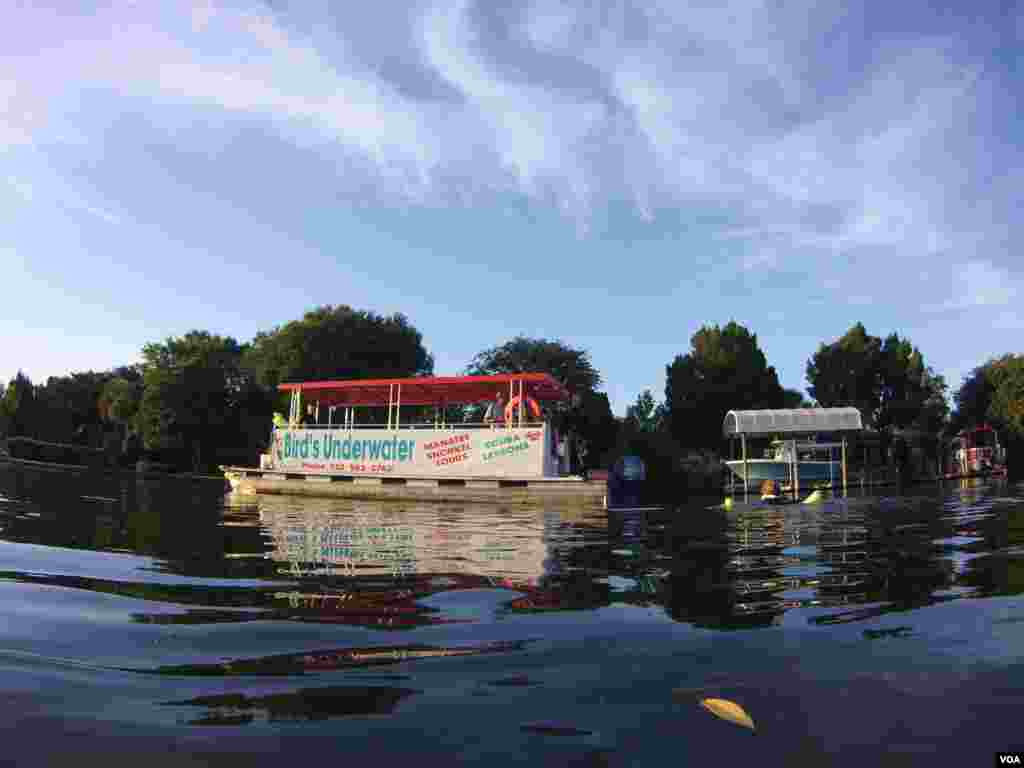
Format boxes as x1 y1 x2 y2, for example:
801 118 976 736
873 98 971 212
725 459 841 485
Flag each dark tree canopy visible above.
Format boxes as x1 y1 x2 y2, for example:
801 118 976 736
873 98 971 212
138 331 271 471
806 323 881 420
665 322 787 451
989 356 1024 439
625 389 660 433
781 388 811 409
0 372 37 439
806 324 946 434
467 336 601 395
952 354 1019 433
244 305 434 389
953 354 1024 476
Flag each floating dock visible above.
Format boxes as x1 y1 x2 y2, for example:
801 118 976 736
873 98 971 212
223 467 606 507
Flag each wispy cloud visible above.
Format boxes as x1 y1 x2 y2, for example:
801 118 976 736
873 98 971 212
937 260 1020 311
2 0 1018 299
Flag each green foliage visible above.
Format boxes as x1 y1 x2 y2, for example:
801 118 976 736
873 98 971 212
468 336 602 393
138 331 271 471
952 355 1018 432
244 305 434 389
988 356 1024 437
781 388 811 408
574 390 618 469
806 323 881 420
1 372 37 438
807 324 946 433
99 377 142 427
625 389 660 433
665 322 787 452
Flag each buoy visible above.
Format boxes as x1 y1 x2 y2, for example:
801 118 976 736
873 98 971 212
723 497 734 511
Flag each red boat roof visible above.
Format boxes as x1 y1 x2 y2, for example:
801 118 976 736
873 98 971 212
277 373 571 407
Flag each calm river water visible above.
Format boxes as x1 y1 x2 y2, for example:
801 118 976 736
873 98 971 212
2 462 1024 766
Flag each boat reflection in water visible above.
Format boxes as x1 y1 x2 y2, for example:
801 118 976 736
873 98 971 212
250 485 1024 631
256 499 609 626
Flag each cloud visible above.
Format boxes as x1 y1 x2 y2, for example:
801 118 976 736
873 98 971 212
2 0 1016 286
940 260 1020 311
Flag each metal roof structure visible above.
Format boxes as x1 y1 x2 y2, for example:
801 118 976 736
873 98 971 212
723 407 863 437
278 373 570 407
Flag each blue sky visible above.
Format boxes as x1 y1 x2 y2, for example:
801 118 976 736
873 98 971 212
2 0 1022 415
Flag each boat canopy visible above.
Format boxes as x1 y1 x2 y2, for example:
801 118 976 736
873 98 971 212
277 373 570 407
723 407 863 437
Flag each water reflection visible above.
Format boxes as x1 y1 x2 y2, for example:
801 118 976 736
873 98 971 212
3 463 1024 634
165 685 421 725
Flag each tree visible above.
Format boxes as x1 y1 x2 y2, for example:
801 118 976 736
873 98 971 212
665 322 787 452
952 355 1017 433
27 367 143 445
806 323 881 422
467 336 608 470
955 354 1024 477
807 324 944 433
137 331 268 472
0 372 37 439
781 388 812 409
467 336 602 394
244 305 434 389
989 357 1024 438
574 390 618 469
625 390 660 433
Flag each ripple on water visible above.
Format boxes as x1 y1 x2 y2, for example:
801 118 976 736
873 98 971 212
3 463 1024 764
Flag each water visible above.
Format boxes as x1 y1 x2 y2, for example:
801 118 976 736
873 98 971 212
2 463 1024 765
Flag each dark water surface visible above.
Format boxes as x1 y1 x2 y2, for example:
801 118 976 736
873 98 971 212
3 463 1024 765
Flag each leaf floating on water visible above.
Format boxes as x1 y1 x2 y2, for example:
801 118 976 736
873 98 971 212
700 698 755 731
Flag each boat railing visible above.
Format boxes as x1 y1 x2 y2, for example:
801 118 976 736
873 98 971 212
276 421 548 431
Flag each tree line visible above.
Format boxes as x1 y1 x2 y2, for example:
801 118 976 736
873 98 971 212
0 306 616 474
621 321 1022 488
2 309 1022 483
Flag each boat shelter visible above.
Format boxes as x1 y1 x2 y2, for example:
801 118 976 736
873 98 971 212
722 407 864 497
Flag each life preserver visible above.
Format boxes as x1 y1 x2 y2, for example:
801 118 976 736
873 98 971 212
505 395 541 422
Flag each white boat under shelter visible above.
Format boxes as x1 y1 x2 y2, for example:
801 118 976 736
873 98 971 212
723 407 864 497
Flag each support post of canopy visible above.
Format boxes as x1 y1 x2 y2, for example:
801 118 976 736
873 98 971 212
792 440 800 500
315 400 319 424
396 384 401 430
508 379 514 429
842 435 848 495
730 436 735 497
387 384 394 430
741 433 748 501
518 379 524 428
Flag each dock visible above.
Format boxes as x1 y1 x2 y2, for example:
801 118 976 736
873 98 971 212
223 467 607 506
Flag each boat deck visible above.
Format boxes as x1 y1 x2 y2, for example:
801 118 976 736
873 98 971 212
223 466 607 506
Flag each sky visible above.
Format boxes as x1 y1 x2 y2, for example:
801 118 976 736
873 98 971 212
2 0 1022 416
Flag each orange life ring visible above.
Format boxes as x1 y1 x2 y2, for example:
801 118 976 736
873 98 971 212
505 395 541 422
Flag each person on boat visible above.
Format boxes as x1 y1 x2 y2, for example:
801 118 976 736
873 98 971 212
484 392 506 427
300 404 316 426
